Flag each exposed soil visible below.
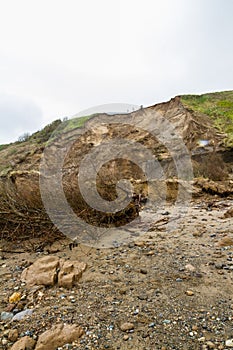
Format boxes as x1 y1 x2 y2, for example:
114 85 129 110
0 92 232 349
0 196 232 350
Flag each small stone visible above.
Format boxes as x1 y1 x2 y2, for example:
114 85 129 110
193 231 203 237
123 335 129 341
226 339 233 347
1 312 13 321
149 322 155 327
9 292 21 304
146 251 154 256
186 290 194 296
11 309 33 321
10 336 36 350
198 337 206 342
206 341 215 349
215 263 224 269
185 264 195 272
8 329 19 342
120 322 134 332
162 319 171 324
139 268 147 275
2 339 8 346
134 241 146 247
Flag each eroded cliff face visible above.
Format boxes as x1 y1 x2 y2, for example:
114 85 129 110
0 95 232 241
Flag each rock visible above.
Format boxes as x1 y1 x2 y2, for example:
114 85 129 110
193 231 203 237
35 323 84 350
198 337 206 342
218 236 233 247
10 336 36 350
120 322 134 332
163 319 171 324
176 278 183 282
1 312 13 321
226 339 233 347
134 241 146 247
2 339 8 346
11 309 33 322
223 208 233 218
21 256 86 289
185 264 195 272
185 290 194 296
8 329 19 342
21 256 60 287
9 292 21 304
123 335 129 341
206 341 215 348
215 263 224 269
58 259 87 288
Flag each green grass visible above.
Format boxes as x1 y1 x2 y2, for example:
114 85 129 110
181 91 233 147
58 115 94 133
48 114 96 141
0 144 10 151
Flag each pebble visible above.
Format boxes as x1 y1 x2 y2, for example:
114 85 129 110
186 290 194 296
120 322 134 332
198 337 206 342
206 341 215 348
8 329 19 342
176 278 183 282
162 319 171 324
9 292 21 304
185 264 196 272
1 312 13 321
226 339 233 347
149 322 155 327
11 309 33 321
2 339 8 346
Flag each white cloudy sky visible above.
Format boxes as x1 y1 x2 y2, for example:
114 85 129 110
0 0 232 144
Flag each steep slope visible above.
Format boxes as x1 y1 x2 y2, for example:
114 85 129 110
0 91 232 242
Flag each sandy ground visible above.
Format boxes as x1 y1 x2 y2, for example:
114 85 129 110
0 197 233 350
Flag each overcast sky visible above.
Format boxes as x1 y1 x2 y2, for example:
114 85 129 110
0 0 232 144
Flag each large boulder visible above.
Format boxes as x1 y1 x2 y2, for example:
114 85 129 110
21 256 59 287
21 256 86 288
